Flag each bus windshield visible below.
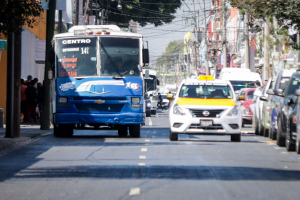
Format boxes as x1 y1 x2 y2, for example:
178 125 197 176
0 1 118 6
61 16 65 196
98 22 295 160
56 37 140 78
179 83 234 99
56 37 98 77
100 38 140 77
144 75 156 91
229 81 256 91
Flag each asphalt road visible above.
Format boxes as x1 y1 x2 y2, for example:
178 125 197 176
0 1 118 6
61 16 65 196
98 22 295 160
1 110 300 200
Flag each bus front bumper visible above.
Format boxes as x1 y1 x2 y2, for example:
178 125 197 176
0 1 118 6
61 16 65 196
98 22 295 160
54 113 144 125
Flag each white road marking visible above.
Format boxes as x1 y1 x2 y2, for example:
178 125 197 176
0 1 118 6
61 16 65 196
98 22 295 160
145 139 150 142
129 187 140 196
149 117 153 126
141 148 147 152
138 163 146 166
139 156 146 159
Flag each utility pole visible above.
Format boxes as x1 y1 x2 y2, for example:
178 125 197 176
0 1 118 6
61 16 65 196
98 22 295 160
192 0 198 72
76 0 79 25
5 30 14 138
203 0 209 75
263 17 270 80
244 11 250 69
222 1 227 68
41 0 56 130
86 0 91 25
13 29 22 138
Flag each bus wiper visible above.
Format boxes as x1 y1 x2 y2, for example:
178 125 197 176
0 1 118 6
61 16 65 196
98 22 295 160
99 42 122 77
113 66 136 79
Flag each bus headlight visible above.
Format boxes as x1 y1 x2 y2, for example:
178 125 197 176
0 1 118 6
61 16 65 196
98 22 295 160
59 97 68 103
131 97 140 103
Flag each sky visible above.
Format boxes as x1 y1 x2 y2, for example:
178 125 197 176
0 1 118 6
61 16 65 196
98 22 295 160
137 0 211 67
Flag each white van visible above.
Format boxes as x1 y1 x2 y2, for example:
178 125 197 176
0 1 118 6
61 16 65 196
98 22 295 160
219 71 262 97
219 68 251 79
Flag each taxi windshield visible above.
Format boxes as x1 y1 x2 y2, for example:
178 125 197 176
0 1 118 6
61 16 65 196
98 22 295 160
179 83 233 99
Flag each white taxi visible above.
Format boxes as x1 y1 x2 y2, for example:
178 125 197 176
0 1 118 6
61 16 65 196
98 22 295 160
169 76 242 142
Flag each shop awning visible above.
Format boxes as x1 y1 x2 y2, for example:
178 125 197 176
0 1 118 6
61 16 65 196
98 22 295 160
0 38 7 50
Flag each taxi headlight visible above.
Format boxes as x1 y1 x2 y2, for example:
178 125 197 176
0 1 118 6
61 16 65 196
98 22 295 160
173 104 186 115
243 108 250 115
227 105 239 117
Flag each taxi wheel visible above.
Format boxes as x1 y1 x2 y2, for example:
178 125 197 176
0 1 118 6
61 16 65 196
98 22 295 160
276 118 285 147
169 130 178 141
118 125 128 137
263 127 269 137
129 125 140 138
296 136 300 154
231 134 241 142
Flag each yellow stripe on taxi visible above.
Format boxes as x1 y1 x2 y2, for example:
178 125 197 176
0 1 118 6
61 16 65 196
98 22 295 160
177 98 236 107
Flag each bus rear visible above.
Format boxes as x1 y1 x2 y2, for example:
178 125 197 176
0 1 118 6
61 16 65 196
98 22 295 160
51 25 147 137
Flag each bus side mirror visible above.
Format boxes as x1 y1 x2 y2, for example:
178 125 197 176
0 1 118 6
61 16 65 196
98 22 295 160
143 49 149 64
157 79 160 86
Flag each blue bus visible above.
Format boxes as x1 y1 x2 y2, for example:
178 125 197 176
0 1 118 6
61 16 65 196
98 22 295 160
50 25 149 137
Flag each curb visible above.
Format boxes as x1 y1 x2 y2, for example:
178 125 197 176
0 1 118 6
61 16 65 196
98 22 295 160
0 130 52 155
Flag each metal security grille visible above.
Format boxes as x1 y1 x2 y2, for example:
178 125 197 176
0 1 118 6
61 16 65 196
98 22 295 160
189 109 224 118
75 104 124 113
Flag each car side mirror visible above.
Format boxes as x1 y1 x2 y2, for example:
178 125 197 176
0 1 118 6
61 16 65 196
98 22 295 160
266 89 274 95
296 89 300 96
239 95 245 100
259 96 268 101
275 89 284 97
150 94 153 97
144 92 149 98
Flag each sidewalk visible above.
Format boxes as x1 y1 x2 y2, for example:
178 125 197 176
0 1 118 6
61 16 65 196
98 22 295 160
0 123 52 152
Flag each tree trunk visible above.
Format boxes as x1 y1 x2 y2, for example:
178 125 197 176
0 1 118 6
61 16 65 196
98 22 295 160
13 29 22 137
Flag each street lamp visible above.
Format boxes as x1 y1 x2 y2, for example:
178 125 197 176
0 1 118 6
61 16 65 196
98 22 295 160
117 0 122 10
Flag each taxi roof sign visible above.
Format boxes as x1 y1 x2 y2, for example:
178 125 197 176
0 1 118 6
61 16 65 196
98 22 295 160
198 75 214 81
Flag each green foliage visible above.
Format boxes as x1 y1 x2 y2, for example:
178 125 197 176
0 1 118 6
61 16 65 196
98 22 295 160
0 0 43 35
230 0 300 31
155 40 184 67
100 0 182 27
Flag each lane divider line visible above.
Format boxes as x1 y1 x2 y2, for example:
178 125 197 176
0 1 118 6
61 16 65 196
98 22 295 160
139 156 146 159
149 117 153 126
266 141 276 145
129 187 140 196
145 139 150 142
138 163 146 166
141 148 147 152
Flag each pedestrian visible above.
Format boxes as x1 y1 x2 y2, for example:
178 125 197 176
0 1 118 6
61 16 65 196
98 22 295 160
20 79 27 122
167 91 174 109
33 78 38 88
37 82 44 123
25 75 32 86
25 80 38 122
157 93 162 110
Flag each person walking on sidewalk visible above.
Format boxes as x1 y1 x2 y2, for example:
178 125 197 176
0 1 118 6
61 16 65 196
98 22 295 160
25 80 38 122
21 79 27 122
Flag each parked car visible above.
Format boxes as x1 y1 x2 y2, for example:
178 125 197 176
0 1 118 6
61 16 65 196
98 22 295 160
258 77 276 137
237 88 255 127
275 72 300 150
295 89 300 154
268 69 296 141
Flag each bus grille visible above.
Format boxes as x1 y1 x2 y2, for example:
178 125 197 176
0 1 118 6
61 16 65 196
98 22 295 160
189 109 224 118
74 104 124 113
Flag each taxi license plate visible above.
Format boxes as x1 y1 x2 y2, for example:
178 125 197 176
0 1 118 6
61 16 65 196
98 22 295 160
200 120 213 127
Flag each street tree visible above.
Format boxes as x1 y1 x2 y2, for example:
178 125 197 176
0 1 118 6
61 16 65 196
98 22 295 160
1 0 43 138
156 40 184 67
95 0 182 27
0 0 43 35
